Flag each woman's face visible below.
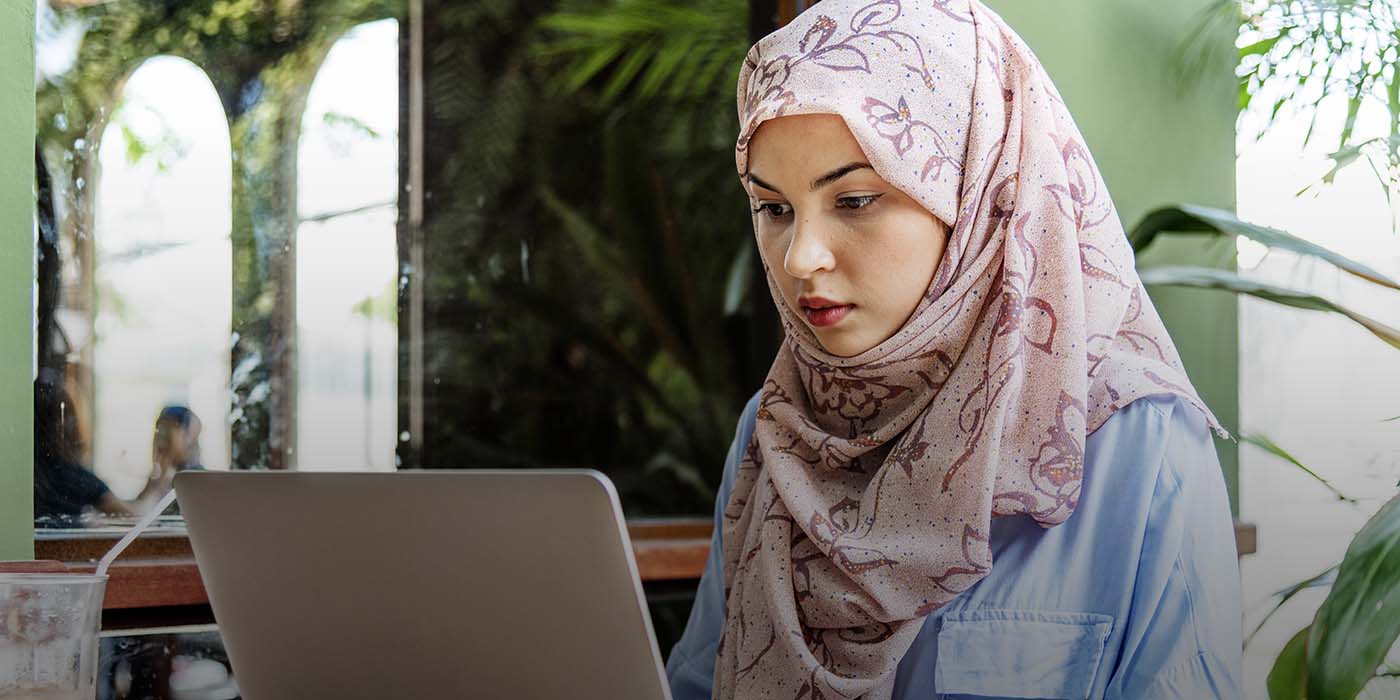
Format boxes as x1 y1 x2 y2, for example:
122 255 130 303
161 416 202 466
745 114 950 357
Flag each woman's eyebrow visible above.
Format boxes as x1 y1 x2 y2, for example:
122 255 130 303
747 162 875 195
747 173 781 194
811 162 873 190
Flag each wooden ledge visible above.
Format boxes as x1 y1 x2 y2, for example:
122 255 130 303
33 519 719 611
32 518 1256 612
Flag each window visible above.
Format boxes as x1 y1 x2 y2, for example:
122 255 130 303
35 0 775 675
296 19 400 471
90 57 233 496
36 0 772 528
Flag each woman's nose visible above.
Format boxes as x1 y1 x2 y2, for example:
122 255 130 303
783 216 837 279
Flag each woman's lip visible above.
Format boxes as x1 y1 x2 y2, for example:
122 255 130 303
804 304 854 327
799 296 843 309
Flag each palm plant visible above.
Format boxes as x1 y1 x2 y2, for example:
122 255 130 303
1170 3 1400 696
528 0 772 507
534 0 746 139
1131 205 1400 700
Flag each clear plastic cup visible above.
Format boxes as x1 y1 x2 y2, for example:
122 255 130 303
0 573 107 700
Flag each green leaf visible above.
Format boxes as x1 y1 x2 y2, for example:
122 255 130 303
1304 136 1400 198
1250 565 1339 646
637 38 694 98
1241 433 1357 503
561 43 625 92
1303 101 1325 151
1269 625 1310 700
321 111 380 140
1137 266 1400 350
676 45 738 103
538 185 693 378
1240 34 1283 59
534 0 746 108
121 124 149 165
1308 492 1400 699
1130 204 1400 292
1338 90 1364 157
601 39 657 103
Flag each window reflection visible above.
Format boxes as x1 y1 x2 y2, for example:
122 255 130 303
296 20 399 471
91 57 232 493
36 0 405 515
34 0 777 675
34 0 773 527
99 629 237 699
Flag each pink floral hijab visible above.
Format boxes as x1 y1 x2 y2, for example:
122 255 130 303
717 0 1229 697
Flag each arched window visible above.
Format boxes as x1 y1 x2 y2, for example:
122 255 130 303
295 19 400 471
92 56 232 496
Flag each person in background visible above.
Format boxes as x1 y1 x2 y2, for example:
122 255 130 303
150 405 204 481
33 373 180 525
147 405 204 515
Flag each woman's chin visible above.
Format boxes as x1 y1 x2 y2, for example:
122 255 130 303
812 327 877 358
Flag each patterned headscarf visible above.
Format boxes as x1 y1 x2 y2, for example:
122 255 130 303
717 1 1229 697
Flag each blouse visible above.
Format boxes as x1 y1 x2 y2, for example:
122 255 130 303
666 391 1243 699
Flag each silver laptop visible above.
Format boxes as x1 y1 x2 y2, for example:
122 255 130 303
174 469 674 700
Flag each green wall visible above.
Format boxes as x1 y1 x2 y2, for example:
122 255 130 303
1 0 36 560
986 0 1241 511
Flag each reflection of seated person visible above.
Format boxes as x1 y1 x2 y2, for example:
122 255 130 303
33 377 177 525
148 405 204 515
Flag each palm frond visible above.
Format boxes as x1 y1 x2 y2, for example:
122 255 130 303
1130 204 1400 291
1138 265 1400 350
1240 433 1357 504
534 0 747 107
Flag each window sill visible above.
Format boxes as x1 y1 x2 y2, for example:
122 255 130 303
34 518 715 611
31 518 1256 612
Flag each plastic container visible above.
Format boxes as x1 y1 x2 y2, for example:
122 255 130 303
0 573 107 700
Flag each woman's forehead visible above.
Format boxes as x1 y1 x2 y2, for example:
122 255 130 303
749 114 873 181
734 0 978 224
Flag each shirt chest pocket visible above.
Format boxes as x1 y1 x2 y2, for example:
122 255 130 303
933 609 1114 700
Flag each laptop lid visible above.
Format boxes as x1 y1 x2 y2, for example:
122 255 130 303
174 469 673 700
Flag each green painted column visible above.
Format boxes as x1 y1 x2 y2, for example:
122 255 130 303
985 0 1241 512
1 0 36 560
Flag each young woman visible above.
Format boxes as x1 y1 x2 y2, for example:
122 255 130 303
666 1 1243 698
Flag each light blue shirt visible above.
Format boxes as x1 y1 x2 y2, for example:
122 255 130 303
666 392 1243 699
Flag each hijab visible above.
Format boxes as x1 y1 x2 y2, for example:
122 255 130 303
717 1 1229 697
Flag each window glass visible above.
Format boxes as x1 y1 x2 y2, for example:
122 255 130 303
34 0 780 669
295 19 400 472
35 0 771 530
90 56 232 499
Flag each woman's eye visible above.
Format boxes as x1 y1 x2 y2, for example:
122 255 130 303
837 194 882 210
752 202 792 219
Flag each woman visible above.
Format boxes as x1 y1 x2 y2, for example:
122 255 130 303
145 405 204 515
665 1 1242 698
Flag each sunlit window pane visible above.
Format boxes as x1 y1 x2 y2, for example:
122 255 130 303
296 20 399 472
92 57 232 496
